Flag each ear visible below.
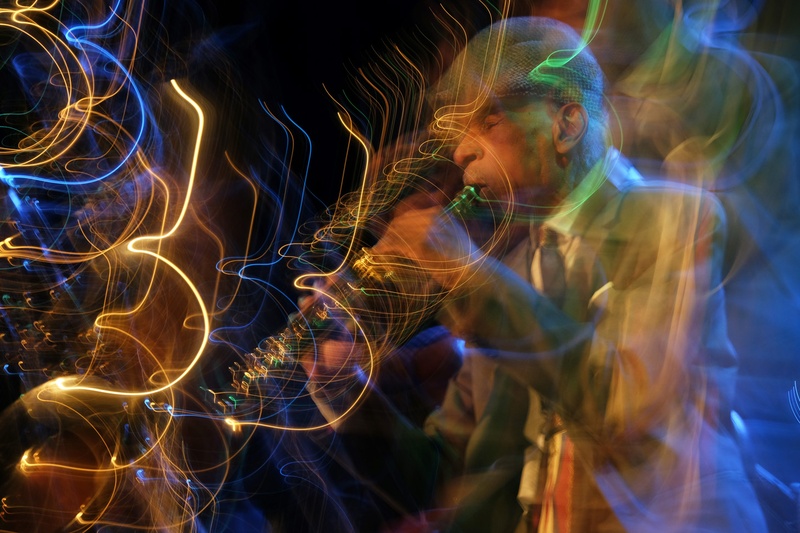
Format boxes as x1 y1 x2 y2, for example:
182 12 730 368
552 103 588 159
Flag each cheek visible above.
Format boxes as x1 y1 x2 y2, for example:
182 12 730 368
529 135 554 172
495 132 528 164
506 137 542 185
491 147 523 185
536 135 551 162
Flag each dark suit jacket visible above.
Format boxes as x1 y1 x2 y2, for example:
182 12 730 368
331 151 767 532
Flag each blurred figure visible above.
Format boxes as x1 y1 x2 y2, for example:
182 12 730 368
236 136 465 532
303 16 769 533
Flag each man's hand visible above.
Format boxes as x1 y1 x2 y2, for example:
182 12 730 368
371 206 480 289
301 338 367 381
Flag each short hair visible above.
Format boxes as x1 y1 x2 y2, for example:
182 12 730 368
432 17 608 126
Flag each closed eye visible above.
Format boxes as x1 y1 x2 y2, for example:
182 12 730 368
481 113 504 131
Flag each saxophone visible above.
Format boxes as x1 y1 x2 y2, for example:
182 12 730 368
224 187 482 405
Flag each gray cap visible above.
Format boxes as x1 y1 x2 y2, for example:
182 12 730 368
432 17 607 122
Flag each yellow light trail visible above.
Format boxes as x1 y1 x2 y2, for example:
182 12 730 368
57 79 211 398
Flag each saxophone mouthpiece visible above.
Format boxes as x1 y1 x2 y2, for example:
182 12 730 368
445 186 483 217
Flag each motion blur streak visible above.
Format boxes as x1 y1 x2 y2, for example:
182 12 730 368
58 78 211 397
0 0 798 532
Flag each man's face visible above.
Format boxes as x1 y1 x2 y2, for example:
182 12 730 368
451 99 566 214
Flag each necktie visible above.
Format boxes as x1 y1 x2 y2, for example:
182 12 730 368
531 225 567 310
523 225 580 533
521 224 611 531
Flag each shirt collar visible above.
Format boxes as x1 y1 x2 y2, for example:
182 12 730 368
546 147 642 237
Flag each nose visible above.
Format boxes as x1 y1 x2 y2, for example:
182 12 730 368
452 135 482 168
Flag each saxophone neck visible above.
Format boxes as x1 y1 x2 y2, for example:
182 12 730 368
444 186 482 217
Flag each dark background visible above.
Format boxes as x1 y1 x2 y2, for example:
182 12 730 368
164 0 504 206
